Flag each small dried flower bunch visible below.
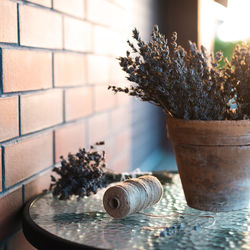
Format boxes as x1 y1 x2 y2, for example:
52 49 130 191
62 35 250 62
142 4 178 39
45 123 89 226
50 142 107 200
109 25 250 120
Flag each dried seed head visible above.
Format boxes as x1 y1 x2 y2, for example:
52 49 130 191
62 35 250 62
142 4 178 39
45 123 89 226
171 32 177 42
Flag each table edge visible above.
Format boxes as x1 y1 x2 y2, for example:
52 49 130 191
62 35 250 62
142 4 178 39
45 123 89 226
22 194 108 250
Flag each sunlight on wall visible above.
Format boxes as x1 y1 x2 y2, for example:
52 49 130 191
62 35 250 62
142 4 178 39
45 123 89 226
198 0 218 52
216 0 250 42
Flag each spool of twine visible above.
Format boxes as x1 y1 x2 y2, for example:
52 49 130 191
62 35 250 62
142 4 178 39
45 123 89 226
103 175 163 218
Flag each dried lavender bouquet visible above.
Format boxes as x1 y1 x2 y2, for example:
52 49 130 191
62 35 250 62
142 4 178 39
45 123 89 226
50 142 107 200
109 25 250 120
50 142 173 200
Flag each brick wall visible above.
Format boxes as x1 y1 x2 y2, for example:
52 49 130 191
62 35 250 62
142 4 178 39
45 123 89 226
0 0 162 248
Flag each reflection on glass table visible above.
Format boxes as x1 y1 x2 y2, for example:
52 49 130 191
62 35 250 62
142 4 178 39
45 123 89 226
23 174 250 250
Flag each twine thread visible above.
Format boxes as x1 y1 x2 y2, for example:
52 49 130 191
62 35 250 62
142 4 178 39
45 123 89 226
103 175 163 218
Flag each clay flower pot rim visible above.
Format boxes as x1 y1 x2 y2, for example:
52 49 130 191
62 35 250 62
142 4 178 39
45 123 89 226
166 116 250 125
166 116 250 145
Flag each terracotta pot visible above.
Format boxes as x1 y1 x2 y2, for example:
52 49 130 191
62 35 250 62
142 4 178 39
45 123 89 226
166 116 250 212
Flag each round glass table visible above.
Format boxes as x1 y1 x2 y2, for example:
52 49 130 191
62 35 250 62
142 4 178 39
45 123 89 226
23 174 250 250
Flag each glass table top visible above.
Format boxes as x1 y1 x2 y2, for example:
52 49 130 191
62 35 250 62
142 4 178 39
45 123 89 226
29 174 250 250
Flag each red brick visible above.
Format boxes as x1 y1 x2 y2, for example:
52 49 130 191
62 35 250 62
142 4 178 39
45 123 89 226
105 129 131 166
53 0 85 18
113 129 131 156
109 55 127 84
111 106 131 132
25 171 51 202
19 5 62 49
88 0 128 29
87 0 113 26
93 26 113 56
109 150 131 173
28 0 51 7
0 149 2 192
21 90 63 134
6 229 36 250
109 5 128 30
4 132 53 188
93 27 128 57
64 17 92 52
88 113 110 144
87 55 111 84
0 96 18 142
0 0 17 43
2 49 52 93
117 92 131 105
110 0 129 9
55 121 86 162
102 137 112 164
112 32 128 57
95 85 117 112
0 188 22 241
54 52 86 87
65 87 93 121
